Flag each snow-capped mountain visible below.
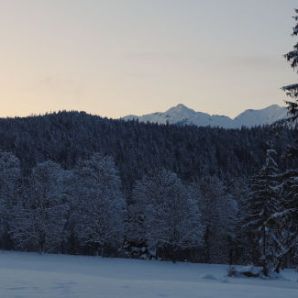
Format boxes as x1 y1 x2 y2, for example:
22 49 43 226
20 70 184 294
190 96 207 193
122 104 288 128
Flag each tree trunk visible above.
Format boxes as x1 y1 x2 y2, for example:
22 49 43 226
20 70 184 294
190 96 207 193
262 226 268 276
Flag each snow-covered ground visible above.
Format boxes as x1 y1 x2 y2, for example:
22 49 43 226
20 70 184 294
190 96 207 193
0 251 297 298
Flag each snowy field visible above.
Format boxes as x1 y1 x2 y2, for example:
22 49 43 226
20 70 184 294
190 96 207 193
0 251 297 298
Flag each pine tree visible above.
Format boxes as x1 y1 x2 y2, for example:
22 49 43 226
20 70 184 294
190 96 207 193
283 9 298 122
244 149 282 276
0 152 21 248
200 176 239 264
228 178 250 265
281 8 298 267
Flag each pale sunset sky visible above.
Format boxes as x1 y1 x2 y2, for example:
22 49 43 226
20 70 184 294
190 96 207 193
0 0 297 118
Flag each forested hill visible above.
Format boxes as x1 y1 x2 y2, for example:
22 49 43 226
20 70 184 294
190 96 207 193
0 111 294 189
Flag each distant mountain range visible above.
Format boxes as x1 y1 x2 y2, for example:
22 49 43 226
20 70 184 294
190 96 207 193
122 104 288 128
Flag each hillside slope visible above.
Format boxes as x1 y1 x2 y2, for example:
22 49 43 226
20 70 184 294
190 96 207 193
0 111 294 190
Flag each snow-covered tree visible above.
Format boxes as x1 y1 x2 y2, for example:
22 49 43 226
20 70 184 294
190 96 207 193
276 170 298 268
133 169 203 260
71 153 126 255
244 149 283 275
11 161 68 253
0 152 21 248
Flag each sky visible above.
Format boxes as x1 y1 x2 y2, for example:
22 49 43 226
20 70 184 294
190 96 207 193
0 0 297 118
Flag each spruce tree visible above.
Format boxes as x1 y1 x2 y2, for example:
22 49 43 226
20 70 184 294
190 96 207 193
0 152 21 249
283 9 298 122
282 8 298 266
244 149 282 276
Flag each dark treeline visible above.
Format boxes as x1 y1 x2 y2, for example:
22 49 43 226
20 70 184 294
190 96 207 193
0 111 297 276
0 111 294 189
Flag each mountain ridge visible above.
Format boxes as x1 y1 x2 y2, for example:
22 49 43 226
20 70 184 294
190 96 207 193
122 104 288 128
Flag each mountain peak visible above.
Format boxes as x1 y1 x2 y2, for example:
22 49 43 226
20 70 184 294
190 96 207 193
175 103 190 110
166 103 194 113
